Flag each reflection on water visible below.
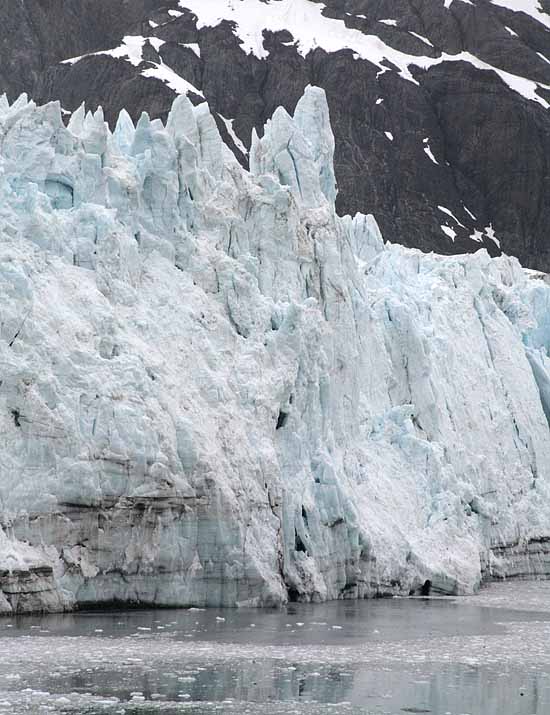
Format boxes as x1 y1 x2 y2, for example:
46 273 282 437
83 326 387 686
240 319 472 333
3 596 544 642
1 592 550 714
30 659 550 715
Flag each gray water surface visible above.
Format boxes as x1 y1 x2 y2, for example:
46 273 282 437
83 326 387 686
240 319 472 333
1 583 550 715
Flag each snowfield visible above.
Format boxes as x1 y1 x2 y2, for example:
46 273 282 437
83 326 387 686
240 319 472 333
0 87 550 612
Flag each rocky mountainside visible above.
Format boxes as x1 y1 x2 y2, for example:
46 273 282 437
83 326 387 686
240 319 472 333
2 0 550 270
1 87 550 613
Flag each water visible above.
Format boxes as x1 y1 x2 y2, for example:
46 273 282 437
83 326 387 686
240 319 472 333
1 582 550 714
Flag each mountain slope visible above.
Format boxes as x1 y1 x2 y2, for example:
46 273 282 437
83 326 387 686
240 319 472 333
2 0 550 269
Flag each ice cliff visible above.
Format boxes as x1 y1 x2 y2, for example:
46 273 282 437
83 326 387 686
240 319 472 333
1 87 550 613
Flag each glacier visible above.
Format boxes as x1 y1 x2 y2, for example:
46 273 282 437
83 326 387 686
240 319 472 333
0 87 550 613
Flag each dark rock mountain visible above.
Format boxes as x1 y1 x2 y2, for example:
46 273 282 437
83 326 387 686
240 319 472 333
2 0 550 269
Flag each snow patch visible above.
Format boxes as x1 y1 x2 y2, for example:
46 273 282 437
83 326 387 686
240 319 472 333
463 205 478 221
441 224 457 241
491 0 550 30
219 115 248 155
142 63 204 97
409 32 434 47
438 205 466 229
485 224 501 247
181 43 201 57
423 138 439 164
62 36 165 68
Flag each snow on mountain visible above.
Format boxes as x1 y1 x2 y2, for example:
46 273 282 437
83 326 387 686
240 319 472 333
176 0 550 106
62 37 204 99
0 87 550 613
491 0 550 29
62 36 166 68
56 1 550 109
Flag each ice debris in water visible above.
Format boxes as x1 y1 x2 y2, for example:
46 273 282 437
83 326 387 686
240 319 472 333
0 87 549 613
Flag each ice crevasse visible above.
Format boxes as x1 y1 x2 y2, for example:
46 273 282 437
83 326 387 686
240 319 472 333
0 87 550 613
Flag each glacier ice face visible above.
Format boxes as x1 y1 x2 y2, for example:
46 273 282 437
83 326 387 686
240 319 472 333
0 86 550 613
